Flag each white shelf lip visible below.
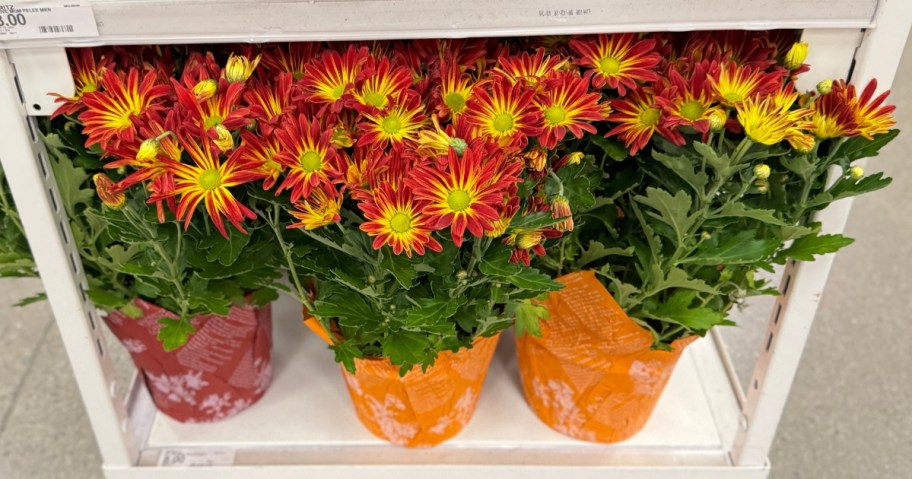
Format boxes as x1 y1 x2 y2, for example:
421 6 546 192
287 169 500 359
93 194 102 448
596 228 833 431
124 294 749 473
0 0 878 48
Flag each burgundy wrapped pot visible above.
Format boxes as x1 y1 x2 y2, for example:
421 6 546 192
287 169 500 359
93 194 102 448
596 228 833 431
104 299 273 423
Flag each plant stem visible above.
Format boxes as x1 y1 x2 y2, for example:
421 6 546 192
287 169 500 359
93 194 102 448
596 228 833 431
549 170 565 196
267 204 314 312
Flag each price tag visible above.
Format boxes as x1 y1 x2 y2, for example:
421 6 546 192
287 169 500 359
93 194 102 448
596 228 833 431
158 448 236 467
0 2 98 41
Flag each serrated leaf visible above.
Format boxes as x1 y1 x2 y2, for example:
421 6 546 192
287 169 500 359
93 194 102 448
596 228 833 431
839 129 899 162
643 290 725 331
86 288 128 309
508 211 563 231
312 293 374 321
633 187 694 246
781 155 815 181
47 147 94 217
402 297 460 335
14 293 47 307
777 233 854 262
806 173 892 209
479 246 522 277
577 240 634 267
709 202 789 226
157 318 195 351
119 302 145 319
513 301 549 336
202 230 251 266
589 135 628 161
380 250 417 289
681 230 779 265
381 331 430 373
651 267 718 295
504 268 563 292
105 244 142 268
248 288 279 307
693 142 740 177
331 341 364 374
652 150 708 198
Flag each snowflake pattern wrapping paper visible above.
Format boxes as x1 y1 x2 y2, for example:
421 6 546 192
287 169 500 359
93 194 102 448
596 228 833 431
516 271 695 443
340 334 500 447
104 300 273 423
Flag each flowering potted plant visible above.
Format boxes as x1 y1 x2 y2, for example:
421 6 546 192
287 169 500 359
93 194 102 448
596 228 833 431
47 47 282 423
240 40 607 447
516 31 898 442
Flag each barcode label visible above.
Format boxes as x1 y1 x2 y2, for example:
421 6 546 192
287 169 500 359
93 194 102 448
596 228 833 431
38 25 75 34
0 2 98 41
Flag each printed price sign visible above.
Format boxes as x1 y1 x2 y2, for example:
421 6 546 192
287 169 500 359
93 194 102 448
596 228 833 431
158 448 236 467
0 2 98 41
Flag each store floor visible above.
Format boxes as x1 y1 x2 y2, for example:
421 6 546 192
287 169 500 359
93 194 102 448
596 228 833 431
2 39 911 478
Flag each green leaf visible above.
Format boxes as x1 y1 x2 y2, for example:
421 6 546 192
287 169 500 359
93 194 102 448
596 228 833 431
652 150 708 198
479 246 523 277
188 291 232 316
577 240 634 267
380 250 417 289
119 303 145 319
781 155 815 181
693 142 741 177
709 202 789 226
381 331 430 373
105 244 143 268
402 297 460 335
48 152 94 218
14 293 47 307
776 233 854 262
779 224 816 241
331 341 364 374
513 301 549 337
681 230 779 265
247 288 279 307
589 135 628 161
508 211 563 231
633 187 694 246
651 267 718 295
839 129 899 162
806 173 892 209
480 246 562 293
202 230 252 266
504 268 563 292
312 293 374 321
157 318 195 352
86 289 128 309
643 290 726 331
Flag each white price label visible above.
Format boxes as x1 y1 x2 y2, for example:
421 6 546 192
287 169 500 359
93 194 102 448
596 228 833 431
158 448 236 467
0 2 98 41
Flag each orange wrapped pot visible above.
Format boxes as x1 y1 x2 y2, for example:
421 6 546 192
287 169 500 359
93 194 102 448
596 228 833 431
516 271 695 443
340 334 500 447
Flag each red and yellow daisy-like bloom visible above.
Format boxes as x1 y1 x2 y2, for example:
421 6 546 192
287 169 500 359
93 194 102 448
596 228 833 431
79 69 170 148
710 62 782 107
52 49 112 118
349 56 414 111
810 86 857 139
737 88 815 149
656 62 722 135
464 77 543 149
417 116 473 158
435 56 474 120
535 71 606 149
244 73 295 135
569 33 661 95
106 118 182 189
173 78 250 135
495 48 569 88
261 43 319 80
840 79 896 139
357 93 427 150
300 46 369 111
289 187 343 230
406 142 522 247
274 114 341 202
607 89 683 154
163 135 260 238
237 131 285 190
358 181 443 257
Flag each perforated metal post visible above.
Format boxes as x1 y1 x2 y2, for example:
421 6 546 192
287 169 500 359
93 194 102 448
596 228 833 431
0 49 137 468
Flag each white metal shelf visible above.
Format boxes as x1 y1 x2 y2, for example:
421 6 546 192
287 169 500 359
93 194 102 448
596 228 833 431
0 0 880 49
1 1 910 478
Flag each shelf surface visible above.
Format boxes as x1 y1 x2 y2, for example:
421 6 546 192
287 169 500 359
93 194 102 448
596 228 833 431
134 294 743 468
0 0 879 48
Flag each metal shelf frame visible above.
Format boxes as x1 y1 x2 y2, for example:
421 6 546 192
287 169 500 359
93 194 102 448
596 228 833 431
0 1 909 477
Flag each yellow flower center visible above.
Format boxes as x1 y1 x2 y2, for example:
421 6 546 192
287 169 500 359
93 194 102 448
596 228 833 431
81 83 97 95
204 114 224 130
492 112 515 133
299 151 323 173
292 70 304 81
723 92 743 103
330 84 346 100
544 105 567 125
639 107 661 127
363 91 386 107
444 92 467 113
389 212 412 233
447 189 472 212
198 169 222 191
381 115 402 135
598 56 621 75
680 101 706 121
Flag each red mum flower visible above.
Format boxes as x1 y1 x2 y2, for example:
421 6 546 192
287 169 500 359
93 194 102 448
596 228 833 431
495 48 569 88
237 131 285 190
357 92 426 150
569 33 661 95
656 61 723 135
274 114 341 202
607 88 683 154
535 71 606 149
244 73 295 135
78 69 170 149
261 43 320 80
464 77 543 149
173 77 250 135
358 181 443 257
51 49 112 118
300 46 369 112
349 55 414 111
840 79 896 139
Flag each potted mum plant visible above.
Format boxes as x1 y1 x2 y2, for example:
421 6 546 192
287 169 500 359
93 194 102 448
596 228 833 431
47 47 282 423
235 40 606 447
516 31 898 443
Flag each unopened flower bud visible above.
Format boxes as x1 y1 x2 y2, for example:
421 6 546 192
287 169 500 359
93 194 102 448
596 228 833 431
816 79 833 95
849 166 864 180
213 124 234 152
389 304 396 311
753 164 771 180
700 231 712 240
367 275 376 284
754 179 769 193
192 79 217 101
523 148 548 172
331 126 354 148
93 174 125 210
517 230 545 250
456 270 468 280
486 216 511 238
448 137 468 156
550 195 573 232
136 138 161 163
566 151 585 165
225 54 260 83
784 42 809 70
708 109 727 133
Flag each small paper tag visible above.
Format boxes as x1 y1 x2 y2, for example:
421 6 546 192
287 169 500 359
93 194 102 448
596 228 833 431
158 448 236 467
0 2 98 41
